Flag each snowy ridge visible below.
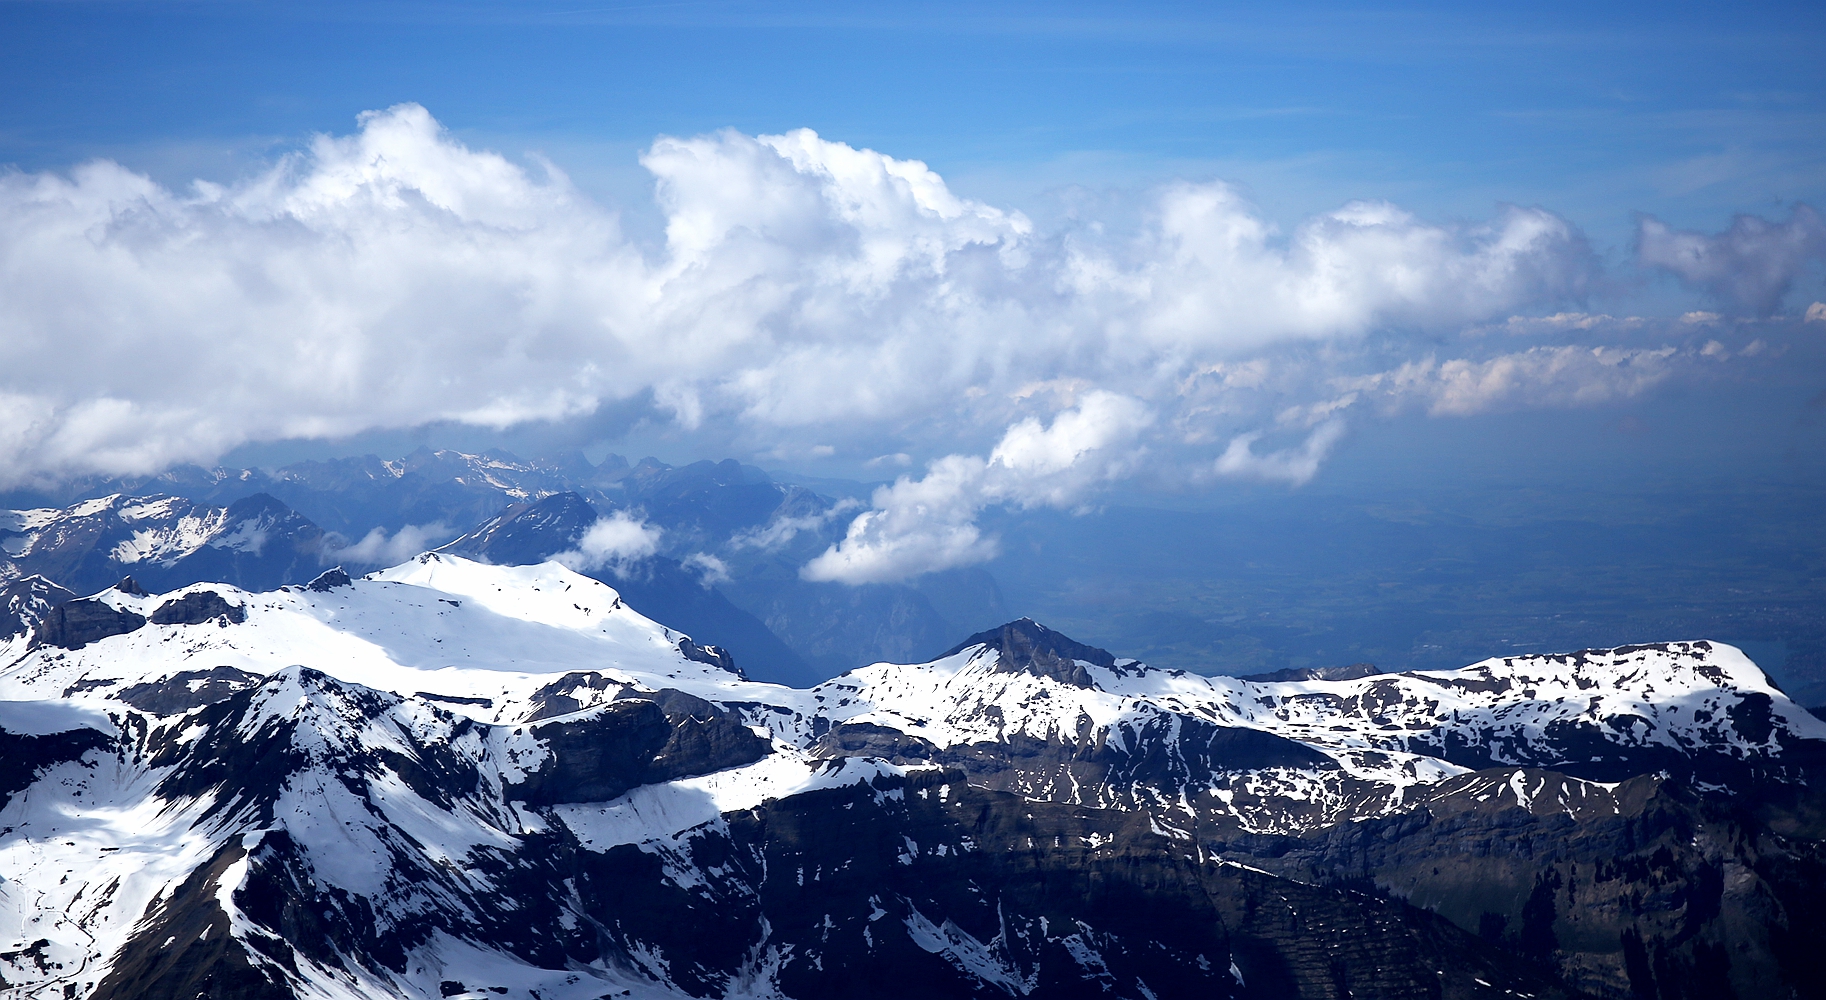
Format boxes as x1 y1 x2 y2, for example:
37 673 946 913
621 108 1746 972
4 495 253 568
780 633 1823 831
0 555 1820 999
0 553 806 726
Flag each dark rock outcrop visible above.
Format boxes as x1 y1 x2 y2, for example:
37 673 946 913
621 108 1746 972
118 666 264 715
150 590 247 625
1240 662 1381 682
29 598 146 650
943 617 1118 688
677 636 739 675
508 695 771 807
304 567 350 592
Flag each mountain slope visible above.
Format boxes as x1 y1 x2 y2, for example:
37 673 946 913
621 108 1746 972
0 493 327 597
2 560 1823 999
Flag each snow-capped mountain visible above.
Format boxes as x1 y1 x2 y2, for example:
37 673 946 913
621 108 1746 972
2 556 1822 999
789 619 1826 834
0 493 326 598
0 452 1009 687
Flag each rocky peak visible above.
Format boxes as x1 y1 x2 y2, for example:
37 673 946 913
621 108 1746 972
439 492 599 565
942 617 1118 689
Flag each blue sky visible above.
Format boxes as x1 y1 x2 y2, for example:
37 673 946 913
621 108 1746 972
6 1 1822 245
1 0 1824 583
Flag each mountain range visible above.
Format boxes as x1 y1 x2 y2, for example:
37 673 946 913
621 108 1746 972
0 449 1017 687
2 551 1823 999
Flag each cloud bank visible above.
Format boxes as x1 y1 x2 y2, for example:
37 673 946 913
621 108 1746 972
0 104 1596 482
0 104 1787 581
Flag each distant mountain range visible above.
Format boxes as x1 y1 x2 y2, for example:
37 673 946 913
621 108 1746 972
0 448 1010 686
2 554 1823 999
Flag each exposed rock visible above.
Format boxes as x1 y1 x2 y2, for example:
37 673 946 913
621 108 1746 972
677 636 739 675
0 574 74 639
1240 662 1380 682
150 590 247 625
942 617 1117 688
117 666 264 715
28 598 146 650
508 698 769 806
305 567 351 592
0 725 111 813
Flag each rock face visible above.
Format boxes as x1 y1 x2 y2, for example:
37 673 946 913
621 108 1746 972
29 597 147 649
942 617 1119 687
149 590 246 626
3 565 1824 1000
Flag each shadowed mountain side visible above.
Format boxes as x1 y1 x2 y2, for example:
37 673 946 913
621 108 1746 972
0 493 329 598
0 574 75 639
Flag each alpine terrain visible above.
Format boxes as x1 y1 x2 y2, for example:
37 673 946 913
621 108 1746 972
1 554 1823 999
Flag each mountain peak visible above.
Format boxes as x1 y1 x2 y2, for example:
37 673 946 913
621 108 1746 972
943 617 1118 688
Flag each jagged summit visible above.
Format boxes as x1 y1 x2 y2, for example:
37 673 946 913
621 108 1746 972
942 617 1119 688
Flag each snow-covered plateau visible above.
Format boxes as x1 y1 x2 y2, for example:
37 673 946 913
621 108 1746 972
1 554 1822 1000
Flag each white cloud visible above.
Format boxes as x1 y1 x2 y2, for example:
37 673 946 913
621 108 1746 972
730 497 864 552
682 551 731 586
553 511 662 575
0 104 1598 488
1638 206 1826 316
799 454 999 585
802 392 1153 584
1342 345 1683 417
1213 421 1347 486
322 522 455 567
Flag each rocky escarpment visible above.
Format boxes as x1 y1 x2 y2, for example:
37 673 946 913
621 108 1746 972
1214 769 1826 1000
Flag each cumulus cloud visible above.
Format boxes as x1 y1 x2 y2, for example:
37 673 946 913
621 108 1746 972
802 392 1153 584
0 103 1598 490
1638 206 1826 316
322 522 454 567
553 511 662 575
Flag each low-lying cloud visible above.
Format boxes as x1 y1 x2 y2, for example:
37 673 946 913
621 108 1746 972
322 522 455 567
802 392 1152 584
554 511 663 575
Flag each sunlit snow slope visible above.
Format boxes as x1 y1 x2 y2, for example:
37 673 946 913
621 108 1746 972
0 556 1821 1000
